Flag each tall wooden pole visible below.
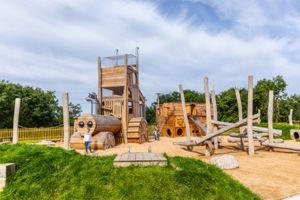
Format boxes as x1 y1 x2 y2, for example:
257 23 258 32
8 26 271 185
12 98 21 144
122 54 128 143
204 77 212 136
289 109 293 125
247 75 255 156
179 85 191 142
62 93 70 150
211 90 218 149
97 56 102 115
235 89 244 150
268 90 274 143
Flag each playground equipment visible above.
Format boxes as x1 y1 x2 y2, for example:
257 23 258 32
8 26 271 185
156 102 207 137
70 48 148 150
174 76 262 156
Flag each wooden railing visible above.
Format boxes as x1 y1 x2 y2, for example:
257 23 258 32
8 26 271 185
0 127 74 142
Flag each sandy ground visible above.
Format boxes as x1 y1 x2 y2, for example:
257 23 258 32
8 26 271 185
74 136 300 200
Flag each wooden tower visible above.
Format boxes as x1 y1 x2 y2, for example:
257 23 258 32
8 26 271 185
97 47 148 143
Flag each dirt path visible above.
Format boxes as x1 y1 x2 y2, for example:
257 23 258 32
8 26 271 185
77 136 300 200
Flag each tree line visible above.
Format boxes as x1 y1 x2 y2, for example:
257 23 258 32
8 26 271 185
146 76 300 124
0 80 81 128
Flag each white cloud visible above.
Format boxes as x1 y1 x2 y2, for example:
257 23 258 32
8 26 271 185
0 0 299 112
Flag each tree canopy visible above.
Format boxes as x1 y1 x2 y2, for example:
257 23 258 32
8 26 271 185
0 81 81 128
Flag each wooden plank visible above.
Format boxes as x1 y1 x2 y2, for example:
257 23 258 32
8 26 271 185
135 152 143 161
114 155 122 162
263 142 300 151
120 153 129 162
143 152 152 161
268 90 274 143
128 153 136 161
179 84 191 142
247 75 255 156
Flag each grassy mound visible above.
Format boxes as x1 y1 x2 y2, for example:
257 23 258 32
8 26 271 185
0 144 260 200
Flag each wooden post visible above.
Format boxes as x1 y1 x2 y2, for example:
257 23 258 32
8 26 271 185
247 75 255 156
62 93 70 150
257 109 261 124
12 98 21 144
97 56 102 115
268 90 274 143
122 54 129 143
179 85 191 142
289 109 293 125
211 90 218 149
235 89 244 150
204 77 212 136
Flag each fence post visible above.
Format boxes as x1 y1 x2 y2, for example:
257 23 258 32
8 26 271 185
62 93 70 150
268 90 274 143
12 98 21 143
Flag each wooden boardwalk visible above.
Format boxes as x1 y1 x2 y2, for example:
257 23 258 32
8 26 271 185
113 152 167 167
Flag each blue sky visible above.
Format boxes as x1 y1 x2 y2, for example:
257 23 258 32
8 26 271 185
1 0 300 112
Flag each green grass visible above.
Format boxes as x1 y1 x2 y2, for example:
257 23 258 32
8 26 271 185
258 123 300 140
0 144 260 200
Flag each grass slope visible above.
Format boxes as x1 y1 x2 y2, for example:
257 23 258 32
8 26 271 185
0 144 260 200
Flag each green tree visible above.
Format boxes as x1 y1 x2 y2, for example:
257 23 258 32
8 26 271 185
159 90 205 104
0 80 81 128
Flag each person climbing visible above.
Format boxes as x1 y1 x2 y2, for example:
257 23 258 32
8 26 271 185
84 128 92 154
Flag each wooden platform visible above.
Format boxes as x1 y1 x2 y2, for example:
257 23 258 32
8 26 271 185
113 152 167 167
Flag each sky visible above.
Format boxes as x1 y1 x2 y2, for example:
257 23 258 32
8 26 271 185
1 0 300 112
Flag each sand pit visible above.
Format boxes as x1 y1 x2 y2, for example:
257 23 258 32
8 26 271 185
78 136 300 200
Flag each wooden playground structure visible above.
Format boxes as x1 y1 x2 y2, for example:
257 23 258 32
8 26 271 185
174 76 300 156
156 102 207 138
70 48 148 150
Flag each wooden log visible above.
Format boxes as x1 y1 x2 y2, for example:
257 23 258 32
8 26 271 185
204 77 212 136
247 75 255 156
268 90 274 143
179 85 191 142
74 114 122 134
62 93 70 150
211 90 218 149
122 54 128 143
263 142 300 151
12 98 21 144
97 56 102 114
235 89 244 150
174 113 260 146
289 109 293 125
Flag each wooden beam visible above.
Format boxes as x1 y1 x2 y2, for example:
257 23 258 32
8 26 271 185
179 84 191 142
174 113 260 146
204 77 212 136
12 98 21 144
268 90 274 143
247 75 255 156
122 54 129 143
235 89 244 150
62 93 70 150
211 90 218 149
97 56 102 115
289 109 293 125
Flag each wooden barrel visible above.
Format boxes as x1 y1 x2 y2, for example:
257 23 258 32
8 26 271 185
74 114 122 135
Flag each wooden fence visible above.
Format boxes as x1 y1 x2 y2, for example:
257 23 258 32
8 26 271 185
0 127 74 142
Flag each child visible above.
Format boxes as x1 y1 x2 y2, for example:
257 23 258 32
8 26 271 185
84 128 92 153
